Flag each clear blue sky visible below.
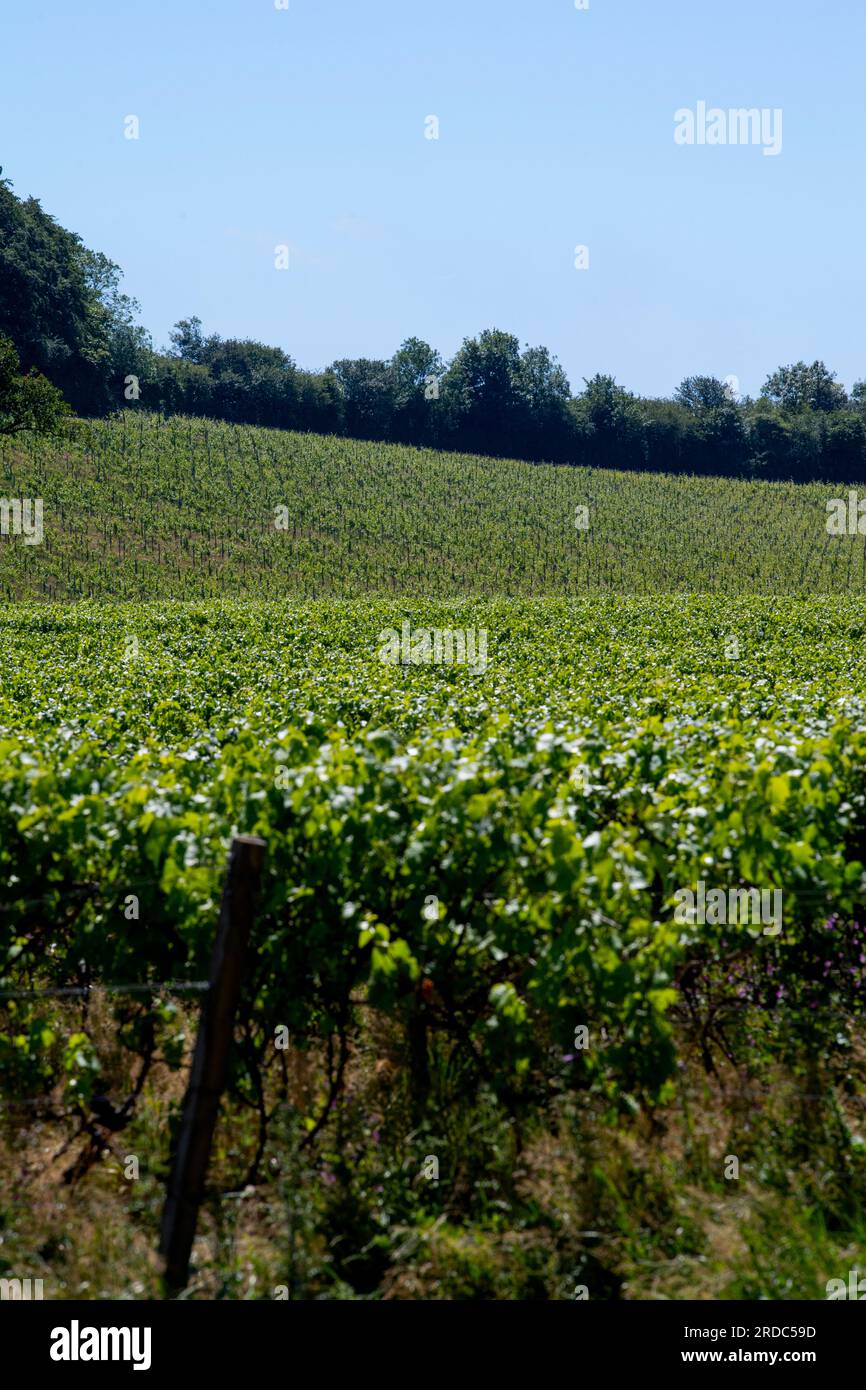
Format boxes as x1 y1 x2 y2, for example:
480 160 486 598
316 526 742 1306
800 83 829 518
3 0 865 398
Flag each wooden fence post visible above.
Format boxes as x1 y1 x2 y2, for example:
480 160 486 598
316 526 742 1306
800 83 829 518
159 834 266 1292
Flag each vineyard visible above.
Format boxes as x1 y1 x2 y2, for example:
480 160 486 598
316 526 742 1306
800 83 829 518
3 591 866 1298
1 412 866 598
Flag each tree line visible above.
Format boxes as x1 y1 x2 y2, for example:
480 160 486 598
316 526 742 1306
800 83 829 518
2 170 866 482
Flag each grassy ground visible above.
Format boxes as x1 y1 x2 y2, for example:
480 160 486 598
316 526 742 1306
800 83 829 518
3 995 865 1300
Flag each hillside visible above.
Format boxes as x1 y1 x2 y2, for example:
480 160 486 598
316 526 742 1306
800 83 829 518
0 412 863 599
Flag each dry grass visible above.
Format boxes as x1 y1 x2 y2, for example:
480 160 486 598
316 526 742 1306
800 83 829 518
2 1011 865 1300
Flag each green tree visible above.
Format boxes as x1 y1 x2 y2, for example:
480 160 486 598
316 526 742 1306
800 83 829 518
517 345 573 458
441 329 527 454
390 337 444 442
743 399 792 479
640 398 693 474
761 360 848 413
391 337 443 403
168 316 209 365
574 374 645 469
83 249 154 409
675 375 732 411
0 333 72 436
824 412 866 481
330 357 397 439
0 174 119 413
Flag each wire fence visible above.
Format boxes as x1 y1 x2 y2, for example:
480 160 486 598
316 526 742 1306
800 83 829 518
0 871 213 1007
0 862 859 1123
0 980 210 1001
0 875 188 916
0 976 211 1111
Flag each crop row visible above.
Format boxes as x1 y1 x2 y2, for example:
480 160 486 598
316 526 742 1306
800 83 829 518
1 413 865 597
2 596 865 1112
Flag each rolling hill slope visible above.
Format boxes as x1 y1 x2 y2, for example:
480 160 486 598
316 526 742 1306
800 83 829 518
0 412 862 598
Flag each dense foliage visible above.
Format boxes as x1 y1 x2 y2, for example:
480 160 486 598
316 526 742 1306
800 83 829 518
2 597 866 1121
0 334 71 438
